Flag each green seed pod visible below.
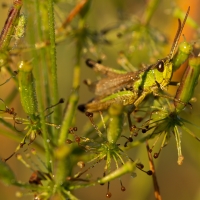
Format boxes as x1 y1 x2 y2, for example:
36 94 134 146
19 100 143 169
175 56 200 112
172 41 193 71
18 61 38 116
107 103 124 144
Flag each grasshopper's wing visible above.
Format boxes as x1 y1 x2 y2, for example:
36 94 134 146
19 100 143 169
87 72 141 97
85 59 142 96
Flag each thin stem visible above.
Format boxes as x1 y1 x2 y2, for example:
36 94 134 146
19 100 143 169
58 88 79 145
35 0 54 141
48 0 60 126
23 0 52 172
146 141 162 200
142 0 161 26
58 18 86 145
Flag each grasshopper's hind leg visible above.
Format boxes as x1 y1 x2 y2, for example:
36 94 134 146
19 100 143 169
78 90 138 113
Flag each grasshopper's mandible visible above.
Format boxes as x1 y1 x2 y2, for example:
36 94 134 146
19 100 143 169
78 7 190 115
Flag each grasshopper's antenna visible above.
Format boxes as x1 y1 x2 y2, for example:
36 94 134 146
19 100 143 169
169 6 190 60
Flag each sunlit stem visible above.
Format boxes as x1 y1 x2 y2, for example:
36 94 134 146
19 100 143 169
174 126 184 165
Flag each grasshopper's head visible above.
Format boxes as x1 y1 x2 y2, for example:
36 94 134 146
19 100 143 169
152 6 190 89
152 58 173 88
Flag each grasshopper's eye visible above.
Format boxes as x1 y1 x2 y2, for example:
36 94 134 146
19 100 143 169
156 60 164 72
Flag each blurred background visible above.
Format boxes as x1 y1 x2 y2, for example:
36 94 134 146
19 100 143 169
0 0 200 199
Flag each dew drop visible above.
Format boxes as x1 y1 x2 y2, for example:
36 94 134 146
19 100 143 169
131 172 137 178
56 125 61 129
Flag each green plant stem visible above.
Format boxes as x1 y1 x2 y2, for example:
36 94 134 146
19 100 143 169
48 0 60 126
142 0 161 26
58 81 79 146
58 18 86 145
56 18 87 186
35 0 55 141
23 0 52 172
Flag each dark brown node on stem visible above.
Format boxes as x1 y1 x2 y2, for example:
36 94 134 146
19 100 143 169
142 129 147 133
13 70 18 75
85 112 93 118
68 127 74 133
97 59 102 64
136 117 143 123
85 59 96 68
142 125 149 133
154 152 159 158
138 168 153 176
106 182 112 198
66 139 73 144
136 163 144 169
147 170 153 175
120 180 126 191
106 192 112 198
121 135 133 147
73 127 78 131
58 98 65 104
121 186 126 191
75 136 80 144
78 104 86 112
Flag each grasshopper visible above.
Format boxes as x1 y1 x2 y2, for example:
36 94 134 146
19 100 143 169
78 7 190 128
140 56 200 165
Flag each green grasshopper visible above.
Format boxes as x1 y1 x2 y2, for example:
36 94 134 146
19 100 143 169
78 7 190 124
